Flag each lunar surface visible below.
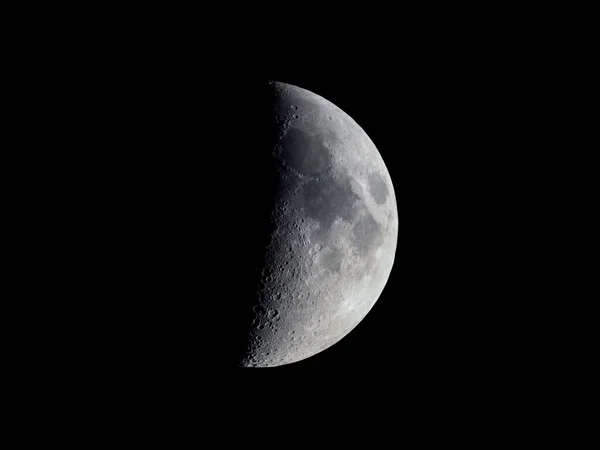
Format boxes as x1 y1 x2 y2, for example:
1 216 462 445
236 81 398 367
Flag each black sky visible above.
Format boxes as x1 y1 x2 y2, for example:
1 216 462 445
76 47 528 380
28 14 563 413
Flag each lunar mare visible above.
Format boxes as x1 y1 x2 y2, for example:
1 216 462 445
240 82 398 367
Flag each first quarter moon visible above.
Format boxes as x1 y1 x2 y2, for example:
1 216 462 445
239 81 398 367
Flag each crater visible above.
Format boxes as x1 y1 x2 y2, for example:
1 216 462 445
283 95 317 117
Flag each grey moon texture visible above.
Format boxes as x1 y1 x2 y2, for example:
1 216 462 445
241 81 398 367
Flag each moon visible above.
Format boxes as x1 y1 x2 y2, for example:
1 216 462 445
237 81 398 367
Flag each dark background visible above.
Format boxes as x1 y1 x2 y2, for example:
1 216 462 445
35 34 546 384
14 8 576 424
